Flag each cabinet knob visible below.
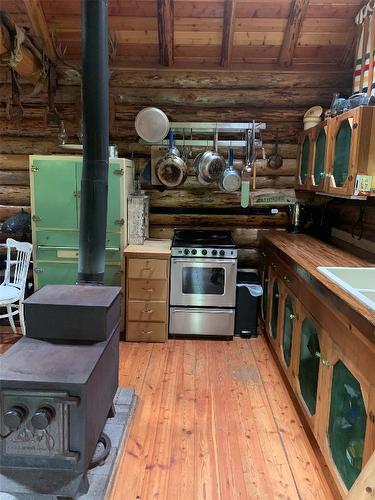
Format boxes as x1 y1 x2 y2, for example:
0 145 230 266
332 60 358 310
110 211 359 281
289 313 296 320
284 275 291 284
315 351 329 366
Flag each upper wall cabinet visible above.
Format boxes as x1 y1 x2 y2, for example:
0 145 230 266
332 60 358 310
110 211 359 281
296 106 375 198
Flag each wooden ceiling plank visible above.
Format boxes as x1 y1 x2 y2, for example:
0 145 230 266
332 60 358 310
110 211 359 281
279 0 310 67
221 0 235 67
23 0 56 62
158 0 174 66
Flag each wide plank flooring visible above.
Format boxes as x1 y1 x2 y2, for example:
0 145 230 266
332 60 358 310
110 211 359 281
111 335 334 500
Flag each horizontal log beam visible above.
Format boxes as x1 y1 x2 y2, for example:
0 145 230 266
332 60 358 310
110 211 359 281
150 212 289 227
0 137 299 159
0 186 30 205
56 66 354 89
0 154 29 170
0 170 29 186
146 188 293 208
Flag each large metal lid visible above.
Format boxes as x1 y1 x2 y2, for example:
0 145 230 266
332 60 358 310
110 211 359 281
135 107 170 142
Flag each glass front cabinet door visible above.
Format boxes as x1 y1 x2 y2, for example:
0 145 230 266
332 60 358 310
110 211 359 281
261 265 269 323
268 270 281 353
326 106 375 197
310 121 329 192
315 336 375 496
293 307 324 429
296 130 313 190
279 291 298 383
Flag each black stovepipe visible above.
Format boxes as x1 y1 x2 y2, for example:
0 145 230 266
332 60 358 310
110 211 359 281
77 0 109 284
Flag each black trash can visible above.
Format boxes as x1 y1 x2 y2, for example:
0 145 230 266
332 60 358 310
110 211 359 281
235 270 263 338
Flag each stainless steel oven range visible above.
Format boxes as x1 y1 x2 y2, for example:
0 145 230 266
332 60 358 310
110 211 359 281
169 230 237 338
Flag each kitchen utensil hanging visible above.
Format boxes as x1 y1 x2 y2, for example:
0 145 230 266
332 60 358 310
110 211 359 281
241 123 257 208
155 128 187 188
194 129 226 184
267 130 283 170
135 107 170 142
219 147 241 193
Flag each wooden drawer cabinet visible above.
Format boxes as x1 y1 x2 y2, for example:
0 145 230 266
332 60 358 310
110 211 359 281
128 279 168 301
124 240 171 342
127 301 167 322
127 258 167 279
127 321 167 342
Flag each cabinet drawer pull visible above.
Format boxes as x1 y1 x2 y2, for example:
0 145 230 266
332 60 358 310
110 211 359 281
142 309 153 314
289 313 296 320
141 330 153 335
261 252 266 257
143 288 154 292
284 275 291 284
271 262 277 268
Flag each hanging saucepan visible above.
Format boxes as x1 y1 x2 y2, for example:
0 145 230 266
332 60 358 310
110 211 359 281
267 130 283 170
194 130 226 184
218 148 241 193
156 128 187 188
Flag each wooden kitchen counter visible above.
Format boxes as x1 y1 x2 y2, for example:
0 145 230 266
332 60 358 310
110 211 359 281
124 239 171 259
261 231 375 339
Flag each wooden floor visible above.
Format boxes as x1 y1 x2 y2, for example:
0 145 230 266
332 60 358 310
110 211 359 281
0 328 334 499
111 335 334 500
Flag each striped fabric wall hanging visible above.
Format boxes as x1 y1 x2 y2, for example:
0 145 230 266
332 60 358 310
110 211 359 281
353 0 375 96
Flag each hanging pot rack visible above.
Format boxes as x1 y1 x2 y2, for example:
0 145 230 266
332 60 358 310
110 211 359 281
138 121 266 148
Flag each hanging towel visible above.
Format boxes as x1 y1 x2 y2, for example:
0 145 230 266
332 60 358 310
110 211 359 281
354 28 364 94
237 283 263 297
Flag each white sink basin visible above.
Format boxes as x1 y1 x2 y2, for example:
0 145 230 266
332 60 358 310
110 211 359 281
317 267 375 312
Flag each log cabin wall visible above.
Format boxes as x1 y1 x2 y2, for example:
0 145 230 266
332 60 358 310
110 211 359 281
0 0 361 268
325 197 375 247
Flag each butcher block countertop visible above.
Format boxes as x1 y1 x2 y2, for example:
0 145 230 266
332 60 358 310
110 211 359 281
124 239 172 259
261 231 375 340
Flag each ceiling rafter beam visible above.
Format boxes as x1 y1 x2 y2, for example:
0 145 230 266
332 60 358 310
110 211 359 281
157 0 174 66
279 0 310 67
221 0 236 67
23 0 56 62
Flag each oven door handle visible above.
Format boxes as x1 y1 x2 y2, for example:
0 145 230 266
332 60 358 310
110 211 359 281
172 259 237 264
170 307 235 314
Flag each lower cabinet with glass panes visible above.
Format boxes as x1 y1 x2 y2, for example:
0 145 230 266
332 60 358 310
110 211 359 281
261 246 375 497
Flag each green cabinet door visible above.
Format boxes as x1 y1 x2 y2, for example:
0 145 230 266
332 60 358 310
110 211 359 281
282 295 294 367
271 279 279 339
300 136 310 185
31 159 78 229
262 267 269 321
76 161 122 233
333 120 351 187
313 128 327 186
298 317 321 415
328 361 367 490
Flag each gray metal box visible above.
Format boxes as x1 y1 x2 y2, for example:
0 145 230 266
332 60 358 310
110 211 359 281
24 284 121 341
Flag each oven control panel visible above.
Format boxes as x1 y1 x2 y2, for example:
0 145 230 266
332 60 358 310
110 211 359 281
1 390 79 461
171 247 237 258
